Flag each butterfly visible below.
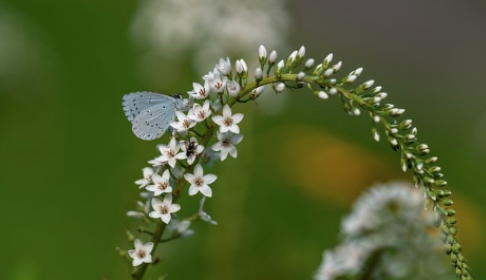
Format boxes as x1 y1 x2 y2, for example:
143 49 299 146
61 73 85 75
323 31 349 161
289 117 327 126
122 91 184 140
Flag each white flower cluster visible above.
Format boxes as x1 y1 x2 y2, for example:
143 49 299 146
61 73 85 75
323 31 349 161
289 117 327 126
130 0 290 71
127 55 252 266
314 182 454 280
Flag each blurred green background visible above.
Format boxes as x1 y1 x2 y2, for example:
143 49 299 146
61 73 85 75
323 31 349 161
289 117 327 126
1 0 485 279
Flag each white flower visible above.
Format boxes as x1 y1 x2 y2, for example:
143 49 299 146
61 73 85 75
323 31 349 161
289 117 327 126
215 57 231 75
188 82 210 100
211 132 243 161
314 242 369 280
149 194 181 224
135 167 155 189
184 164 217 197
179 137 204 165
212 104 244 134
128 239 153 266
170 111 196 133
227 80 241 97
146 169 172 196
153 137 184 168
206 71 228 93
168 219 195 238
197 197 217 225
187 100 212 122
235 59 247 74
130 0 290 73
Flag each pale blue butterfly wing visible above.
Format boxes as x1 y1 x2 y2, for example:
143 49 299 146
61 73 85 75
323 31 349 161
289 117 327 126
122 91 175 122
122 91 182 140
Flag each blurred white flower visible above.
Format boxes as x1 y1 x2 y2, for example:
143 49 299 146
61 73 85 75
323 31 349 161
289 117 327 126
130 0 290 71
314 182 454 280
168 219 194 239
211 131 244 161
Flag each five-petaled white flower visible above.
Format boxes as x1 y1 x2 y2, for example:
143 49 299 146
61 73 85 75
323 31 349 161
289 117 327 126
128 239 153 266
170 111 196 133
211 132 244 161
212 105 244 134
135 167 155 189
184 164 217 197
206 71 228 93
149 193 181 224
179 137 204 165
188 100 212 123
146 169 172 196
188 82 210 100
226 80 241 97
215 57 231 75
153 137 184 168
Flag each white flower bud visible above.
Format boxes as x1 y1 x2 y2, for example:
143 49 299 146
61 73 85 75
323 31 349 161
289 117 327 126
354 67 363 76
323 53 333 67
373 115 380 123
390 128 398 134
329 87 338 95
305 58 315 69
297 71 305 81
362 80 375 89
318 91 329 99
377 92 388 99
269 50 277 64
352 108 361 116
288 51 298 62
255 67 263 81
373 129 380 142
373 96 382 104
235 59 247 74
390 138 398 146
298 46 306 57
371 86 382 93
258 45 267 59
324 68 334 77
346 75 357 83
332 61 342 71
275 83 285 93
276 59 284 71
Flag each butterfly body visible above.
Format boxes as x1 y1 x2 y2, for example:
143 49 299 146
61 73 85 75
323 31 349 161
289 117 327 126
122 92 183 140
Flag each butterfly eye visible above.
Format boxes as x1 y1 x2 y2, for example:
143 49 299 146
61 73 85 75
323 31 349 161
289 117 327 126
173 93 182 99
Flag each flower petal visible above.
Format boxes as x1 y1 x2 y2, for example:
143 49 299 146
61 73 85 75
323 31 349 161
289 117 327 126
231 113 244 123
204 174 217 184
200 185 213 197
